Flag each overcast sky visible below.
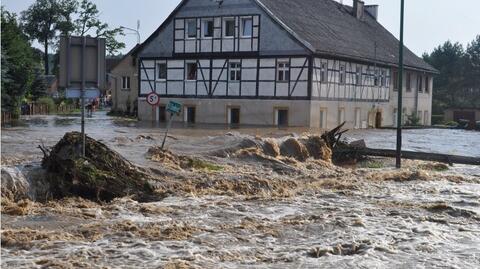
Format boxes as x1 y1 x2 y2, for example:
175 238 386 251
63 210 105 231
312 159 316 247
3 0 479 56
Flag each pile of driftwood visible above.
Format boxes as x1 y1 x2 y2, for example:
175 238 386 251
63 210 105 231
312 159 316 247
325 122 480 166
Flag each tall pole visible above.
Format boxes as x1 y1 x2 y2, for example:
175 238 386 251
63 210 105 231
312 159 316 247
396 0 405 168
81 37 86 157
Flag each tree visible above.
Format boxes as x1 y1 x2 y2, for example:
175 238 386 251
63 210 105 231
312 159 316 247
73 0 125 55
20 0 77 75
423 36 480 114
423 41 466 114
30 68 48 101
1 9 39 117
464 35 480 107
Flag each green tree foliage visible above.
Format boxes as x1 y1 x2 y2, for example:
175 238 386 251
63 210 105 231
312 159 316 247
30 68 48 101
423 36 480 114
73 0 125 55
20 0 77 75
1 10 39 117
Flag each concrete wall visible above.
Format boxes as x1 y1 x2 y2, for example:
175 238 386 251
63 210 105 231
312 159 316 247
111 55 138 113
138 97 311 126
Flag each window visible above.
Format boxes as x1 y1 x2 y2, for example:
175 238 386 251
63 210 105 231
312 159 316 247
277 61 290 82
424 111 429 125
121 76 130 89
381 70 386 87
241 18 252 37
374 70 379 86
224 18 235 37
393 71 399 90
320 63 328 82
355 66 362 85
406 73 412 91
339 65 346 84
157 63 167 80
186 19 196 39
229 62 241 81
425 76 429 93
203 19 213 38
186 62 197 80
418 75 423 93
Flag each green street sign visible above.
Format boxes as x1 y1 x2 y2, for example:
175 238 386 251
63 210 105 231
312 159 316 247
166 101 182 114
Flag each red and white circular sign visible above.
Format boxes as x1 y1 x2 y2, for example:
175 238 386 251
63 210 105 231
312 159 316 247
146 92 160 106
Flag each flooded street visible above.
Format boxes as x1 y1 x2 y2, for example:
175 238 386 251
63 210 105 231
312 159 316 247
1 113 480 268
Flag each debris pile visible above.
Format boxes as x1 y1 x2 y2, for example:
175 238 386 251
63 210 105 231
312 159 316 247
40 132 156 202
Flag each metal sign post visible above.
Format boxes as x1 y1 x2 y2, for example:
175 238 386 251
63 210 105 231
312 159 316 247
161 101 182 150
396 0 405 168
81 37 86 157
59 36 106 158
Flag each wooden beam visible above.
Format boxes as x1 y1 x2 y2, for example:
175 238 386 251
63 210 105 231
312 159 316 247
335 147 480 166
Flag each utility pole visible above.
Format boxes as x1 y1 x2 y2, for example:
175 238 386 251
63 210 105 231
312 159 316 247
396 0 405 168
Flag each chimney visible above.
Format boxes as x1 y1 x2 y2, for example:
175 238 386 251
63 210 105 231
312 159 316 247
353 0 365 20
365 5 379 20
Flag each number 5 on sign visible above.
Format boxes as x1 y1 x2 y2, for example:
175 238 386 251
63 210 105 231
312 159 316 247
147 92 160 106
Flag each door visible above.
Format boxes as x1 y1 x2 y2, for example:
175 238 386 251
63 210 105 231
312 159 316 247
354 108 361 129
158 106 166 123
277 109 289 127
320 109 327 129
375 111 382 128
229 108 240 125
185 106 196 123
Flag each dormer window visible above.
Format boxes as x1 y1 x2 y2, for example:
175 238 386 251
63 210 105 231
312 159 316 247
241 18 252 37
224 18 235 37
186 19 196 39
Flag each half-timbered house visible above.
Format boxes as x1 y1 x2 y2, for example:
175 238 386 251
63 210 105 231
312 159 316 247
133 0 437 128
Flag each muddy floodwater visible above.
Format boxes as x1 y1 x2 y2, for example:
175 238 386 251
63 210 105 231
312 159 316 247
1 113 480 268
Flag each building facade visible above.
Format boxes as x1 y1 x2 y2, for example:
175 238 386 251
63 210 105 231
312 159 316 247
110 47 139 114
134 0 436 128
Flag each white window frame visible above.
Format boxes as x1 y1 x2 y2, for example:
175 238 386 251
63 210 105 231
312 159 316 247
185 62 197 81
186 19 197 39
223 18 235 38
381 70 386 87
339 65 346 84
320 63 328 83
229 62 241 82
240 17 253 37
121 76 130 90
157 62 167 81
202 19 213 39
277 61 290 82
355 66 362 85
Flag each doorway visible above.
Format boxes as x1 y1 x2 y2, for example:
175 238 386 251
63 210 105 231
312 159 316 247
375 111 382 128
276 109 289 127
158 106 166 123
228 107 240 125
185 106 196 123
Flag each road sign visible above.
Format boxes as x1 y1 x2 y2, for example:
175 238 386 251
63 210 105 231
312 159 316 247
66 88 100 99
166 101 182 114
59 36 106 158
147 92 160 106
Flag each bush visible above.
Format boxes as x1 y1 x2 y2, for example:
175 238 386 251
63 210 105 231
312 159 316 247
406 113 421 126
37 96 55 112
431 115 444 125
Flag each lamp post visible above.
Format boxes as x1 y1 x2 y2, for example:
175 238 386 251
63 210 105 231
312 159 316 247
396 0 405 168
120 23 141 44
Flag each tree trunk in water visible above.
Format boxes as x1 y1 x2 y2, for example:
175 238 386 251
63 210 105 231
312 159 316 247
44 39 49 75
